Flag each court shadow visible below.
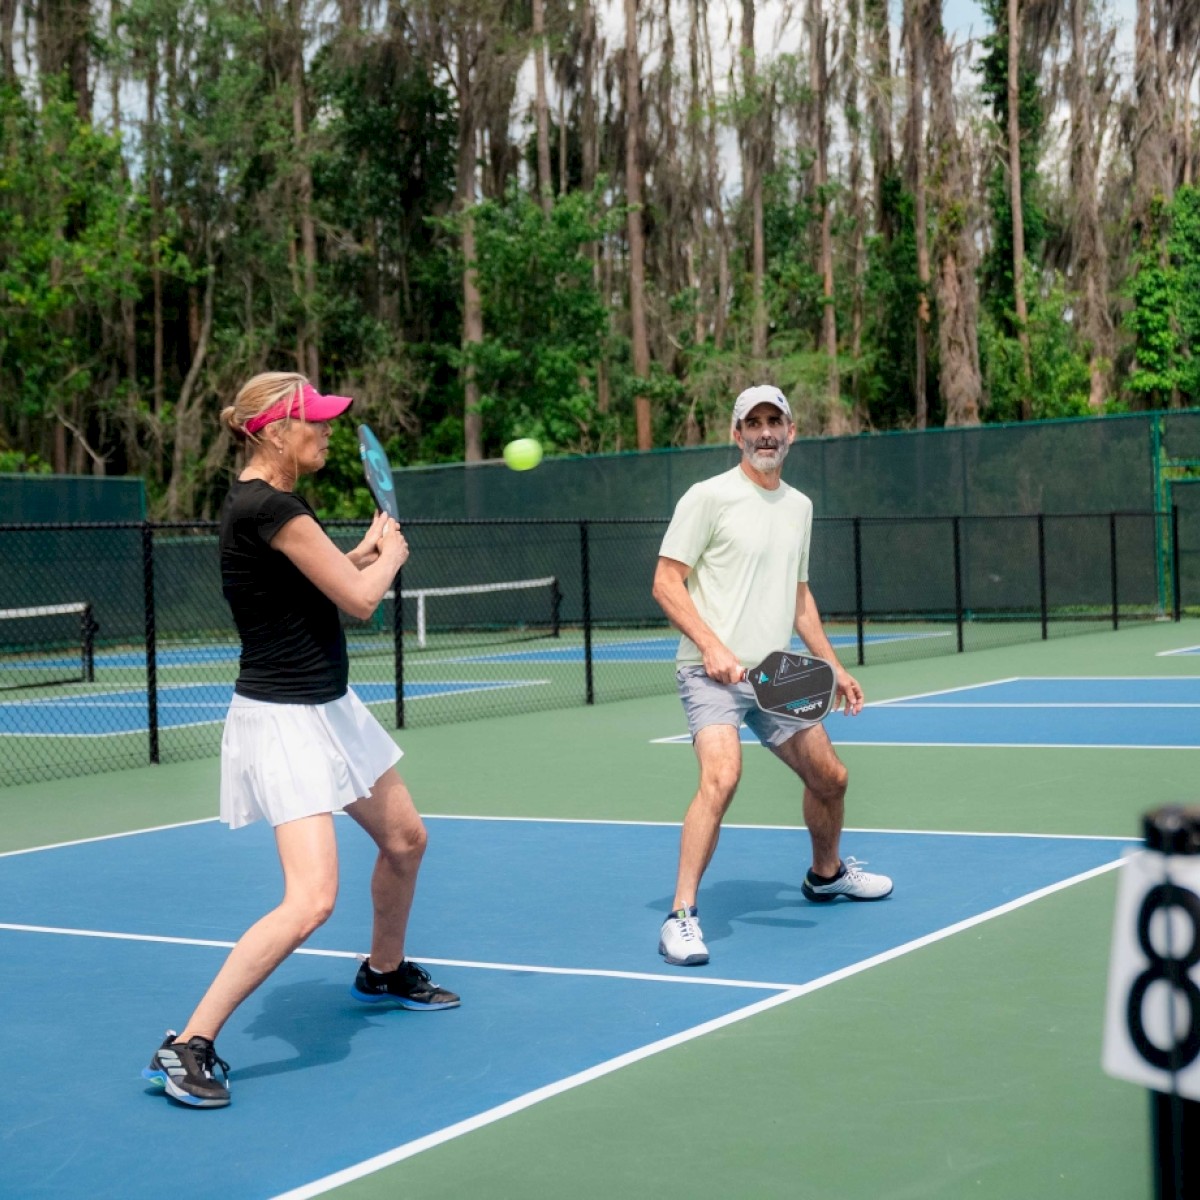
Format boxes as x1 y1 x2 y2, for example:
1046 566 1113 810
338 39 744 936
231 978 382 1082
648 878 816 944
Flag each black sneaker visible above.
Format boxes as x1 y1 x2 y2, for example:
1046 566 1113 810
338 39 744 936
142 1030 231 1107
350 959 460 1010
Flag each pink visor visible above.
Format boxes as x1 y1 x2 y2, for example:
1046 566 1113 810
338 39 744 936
243 383 353 434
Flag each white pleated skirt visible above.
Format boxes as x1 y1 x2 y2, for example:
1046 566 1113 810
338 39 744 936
219 688 403 829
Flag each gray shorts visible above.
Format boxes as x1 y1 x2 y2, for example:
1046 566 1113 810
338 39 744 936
675 665 803 750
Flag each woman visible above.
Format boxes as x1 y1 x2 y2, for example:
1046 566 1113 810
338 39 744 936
144 372 458 1109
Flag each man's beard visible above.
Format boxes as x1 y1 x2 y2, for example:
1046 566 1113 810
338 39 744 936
744 437 790 472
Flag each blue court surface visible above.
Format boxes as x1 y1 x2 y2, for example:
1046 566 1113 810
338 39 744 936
0 816 1134 1199
656 676 1200 749
0 679 545 737
449 630 948 664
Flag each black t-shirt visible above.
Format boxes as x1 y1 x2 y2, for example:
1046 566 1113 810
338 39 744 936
219 479 349 703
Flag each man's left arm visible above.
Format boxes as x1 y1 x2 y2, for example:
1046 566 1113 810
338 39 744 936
794 582 864 715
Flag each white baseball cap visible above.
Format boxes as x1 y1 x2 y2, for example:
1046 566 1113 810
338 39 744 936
732 384 792 427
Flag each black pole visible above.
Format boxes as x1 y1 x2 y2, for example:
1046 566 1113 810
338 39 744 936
81 603 97 682
1110 513 1120 630
1037 514 1048 641
1172 505 1182 622
141 523 159 765
580 521 594 705
392 569 405 730
1140 806 1200 1200
853 518 865 667
551 578 562 638
952 516 964 653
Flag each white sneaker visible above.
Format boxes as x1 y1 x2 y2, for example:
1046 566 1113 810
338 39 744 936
802 857 894 902
658 906 709 965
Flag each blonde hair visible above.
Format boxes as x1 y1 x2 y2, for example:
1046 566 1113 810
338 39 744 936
220 372 309 443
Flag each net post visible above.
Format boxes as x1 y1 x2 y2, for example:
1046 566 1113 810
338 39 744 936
580 521 594 705
1037 514 1048 640
393 567 405 730
141 523 159 765
81 603 97 682
1172 505 1182 622
1110 512 1120 630
550 577 562 638
416 593 426 649
952 516 964 653
1138 807 1200 1200
853 518 864 667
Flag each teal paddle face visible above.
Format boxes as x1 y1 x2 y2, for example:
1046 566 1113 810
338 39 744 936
744 650 837 724
357 424 399 520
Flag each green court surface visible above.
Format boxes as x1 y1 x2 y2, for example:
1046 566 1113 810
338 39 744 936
3 620 1196 1198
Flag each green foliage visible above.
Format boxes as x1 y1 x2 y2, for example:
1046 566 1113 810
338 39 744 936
980 278 1092 420
0 450 51 473
1170 187 1200 404
0 80 145 421
442 186 615 455
859 170 921 426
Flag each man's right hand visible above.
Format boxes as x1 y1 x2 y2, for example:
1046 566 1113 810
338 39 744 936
701 642 744 685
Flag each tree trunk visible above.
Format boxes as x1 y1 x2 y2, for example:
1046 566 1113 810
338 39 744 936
741 0 766 358
1007 0 1033 418
1069 0 1113 409
700 0 729 349
457 30 484 462
290 0 319 384
811 0 843 429
929 12 982 426
907 0 931 429
533 0 553 213
624 0 652 449
0 0 15 83
864 0 894 239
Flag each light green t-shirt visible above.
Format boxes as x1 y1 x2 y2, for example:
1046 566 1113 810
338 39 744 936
659 466 813 667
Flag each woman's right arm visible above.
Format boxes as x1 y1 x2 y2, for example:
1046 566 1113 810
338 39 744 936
271 515 408 620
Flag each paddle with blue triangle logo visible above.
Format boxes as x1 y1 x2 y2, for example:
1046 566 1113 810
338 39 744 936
742 649 839 725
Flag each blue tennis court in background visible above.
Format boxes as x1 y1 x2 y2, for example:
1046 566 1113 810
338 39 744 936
450 630 949 663
657 676 1200 749
0 679 546 736
0 815 1136 1200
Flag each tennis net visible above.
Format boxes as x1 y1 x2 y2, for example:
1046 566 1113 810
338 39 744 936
373 576 562 650
0 602 98 690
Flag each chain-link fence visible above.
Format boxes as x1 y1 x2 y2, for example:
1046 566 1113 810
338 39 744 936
0 510 1187 787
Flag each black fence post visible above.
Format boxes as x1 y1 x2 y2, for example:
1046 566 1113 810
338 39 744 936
952 516 964 653
141 522 159 765
1172 505 1182 622
1110 513 1120 630
580 520 594 705
853 517 865 667
1037 514 1048 640
392 567 405 730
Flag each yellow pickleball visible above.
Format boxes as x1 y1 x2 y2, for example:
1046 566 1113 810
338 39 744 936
503 438 544 471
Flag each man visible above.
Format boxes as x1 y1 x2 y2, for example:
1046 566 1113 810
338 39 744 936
651 384 892 966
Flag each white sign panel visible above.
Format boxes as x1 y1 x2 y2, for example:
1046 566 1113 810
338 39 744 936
1103 849 1200 1098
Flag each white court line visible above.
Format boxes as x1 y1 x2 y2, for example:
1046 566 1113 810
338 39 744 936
1157 646 1200 657
0 923 787 991
265 856 1132 1200
867 677 1020 705
0 812 1137 857
0 816 218 858
654 736 1200 750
